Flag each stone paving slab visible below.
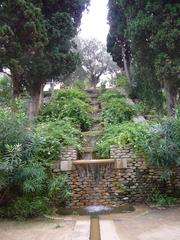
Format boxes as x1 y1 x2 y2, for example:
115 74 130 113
71 220 90 240
100 220 120 240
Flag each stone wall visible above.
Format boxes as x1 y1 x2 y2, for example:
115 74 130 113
53 147 77 172
54 145 180 208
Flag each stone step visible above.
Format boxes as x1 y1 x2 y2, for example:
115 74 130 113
86 88 100 94
82 130 101 137
88 91 99 97
90 100 100 106
92 118 100 125
72 220 90 240
83 147 93 153
100 220 120 240
90 107 100 114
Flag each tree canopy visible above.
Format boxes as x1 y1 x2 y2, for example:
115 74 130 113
107 0 180 114
0 0 89 118
77 38 119 88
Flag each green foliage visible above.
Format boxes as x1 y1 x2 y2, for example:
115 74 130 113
54 87 88 102
0 0 89 118
175 104 180 119
48 174 72 207
0 75 12 105
35 119 82 162
100 89 125 102
148 191 176 207
72 79 86 90
112 75 129 88
96 115 180 167
0 111 50 219
107 0 179 113
139 117 180 168
94 122 148 158
39 88 92 131
0 110 33 156
101 98 136 124
0 196 49 220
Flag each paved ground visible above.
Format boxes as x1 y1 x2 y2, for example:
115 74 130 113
111 205 180 240
0 217 76 240
0 205 180 240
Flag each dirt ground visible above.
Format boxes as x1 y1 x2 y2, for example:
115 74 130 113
0 205 180 240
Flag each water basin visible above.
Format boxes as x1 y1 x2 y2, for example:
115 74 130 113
57 204 134 216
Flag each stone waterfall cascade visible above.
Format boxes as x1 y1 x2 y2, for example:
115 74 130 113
74 89 114 190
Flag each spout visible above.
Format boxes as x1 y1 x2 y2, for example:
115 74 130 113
72 159 115 165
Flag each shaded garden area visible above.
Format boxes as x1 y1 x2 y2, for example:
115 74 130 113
0 0 179 222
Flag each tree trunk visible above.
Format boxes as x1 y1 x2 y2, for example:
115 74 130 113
28 84 43 120
91 75 99 89
164 79 175 115
121 44 131 84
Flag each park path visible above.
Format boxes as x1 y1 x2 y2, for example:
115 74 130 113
1 205 180 240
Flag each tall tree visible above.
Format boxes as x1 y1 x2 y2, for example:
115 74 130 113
0 0 89 118
107 0 180 114
0 0 47 97
77 38 119 88
107 0 131 83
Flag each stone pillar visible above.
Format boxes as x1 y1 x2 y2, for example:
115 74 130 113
110 145 131 169
53 146 77 172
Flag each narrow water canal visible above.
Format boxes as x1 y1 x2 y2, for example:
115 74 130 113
90 215 101 240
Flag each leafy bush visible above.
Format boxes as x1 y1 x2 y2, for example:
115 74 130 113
53 87 88 102
101 98 136 124
35 119 82 161
72 79 86 90
112 74 128 87
0 111 50 219
0 196 49 220
94 122 148 158
0 110 35 157
148 191 176 207
139 117 180 168
175 104 180 118
39 88 92 131
0 75 12 106
0 110 76 219
48 174 72 207
100 89 125 102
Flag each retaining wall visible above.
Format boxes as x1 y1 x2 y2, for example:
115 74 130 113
53 145 180 208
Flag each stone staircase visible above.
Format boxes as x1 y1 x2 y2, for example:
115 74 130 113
80 89 102 160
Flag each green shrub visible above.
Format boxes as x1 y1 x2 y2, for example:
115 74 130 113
72 80 86 90
112 75 128 87
175 104 180 118
101 98 136 124
100 89 125 102
148 191 176 207
0 196 49 220
94 122 148 158
39 88 92 131
54 87 88 102
35 119 82 161
95 117 180 168
0 110 35 157
0 75 12 106
139 117 180 168
48 174 72 207
0 111 49 219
